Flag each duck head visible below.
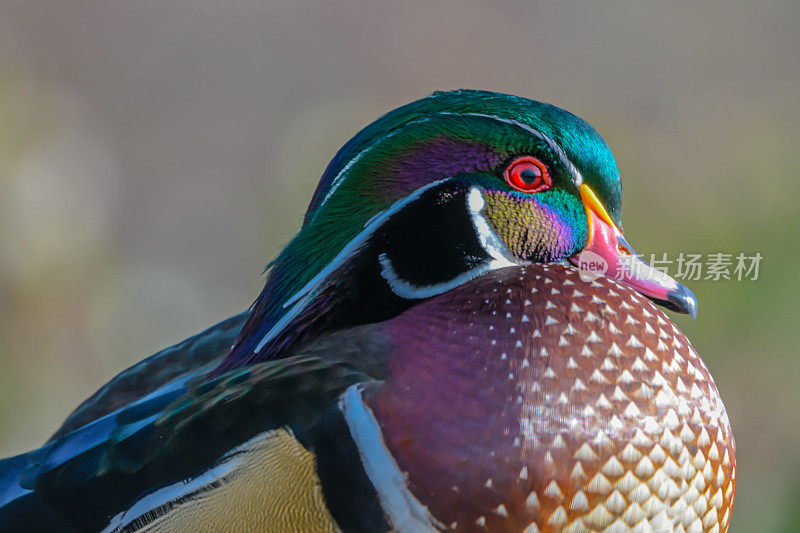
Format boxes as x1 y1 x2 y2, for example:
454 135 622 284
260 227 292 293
217 90 697 371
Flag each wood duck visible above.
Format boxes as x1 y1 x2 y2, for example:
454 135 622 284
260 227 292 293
0 90 735 532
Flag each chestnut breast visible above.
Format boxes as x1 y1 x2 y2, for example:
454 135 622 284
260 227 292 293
366 264 735 533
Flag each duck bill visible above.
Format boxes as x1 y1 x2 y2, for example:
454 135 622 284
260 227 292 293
568 184 698 319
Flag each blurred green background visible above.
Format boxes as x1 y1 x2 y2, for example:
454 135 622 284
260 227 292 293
0 2 797 531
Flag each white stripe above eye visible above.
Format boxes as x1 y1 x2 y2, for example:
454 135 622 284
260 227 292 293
314 109 582 216
340 385 442 533
378 187 519 299
440 112 584 186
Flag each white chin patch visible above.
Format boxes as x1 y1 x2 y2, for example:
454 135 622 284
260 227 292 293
465 187 519 268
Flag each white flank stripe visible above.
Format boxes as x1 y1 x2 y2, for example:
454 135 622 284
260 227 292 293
340 385 441 532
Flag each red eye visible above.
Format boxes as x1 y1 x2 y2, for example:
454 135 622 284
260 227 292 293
504 156 552 193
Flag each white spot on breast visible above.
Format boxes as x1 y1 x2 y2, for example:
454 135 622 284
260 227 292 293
625 315 641 326
618 370 636 383
607 415 624 432
596 394 613 410
605 490 627 514
612 386 630 401
632 429 653 448
544 480 564 501
574 443 599 462
627 335 644 348
601 358 617 371
571 462 587 482
608 343 624 357
624 402 641 417
570 491 589 511
586 473 612 493
525 491 539 511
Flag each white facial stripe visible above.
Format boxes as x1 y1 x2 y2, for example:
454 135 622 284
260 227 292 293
443 112 584 186
377 187 519 300
255 179 447 353
340 385 442 533
379 254 500 300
